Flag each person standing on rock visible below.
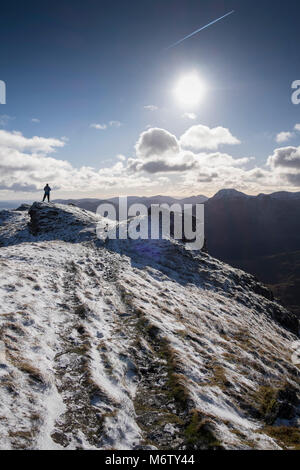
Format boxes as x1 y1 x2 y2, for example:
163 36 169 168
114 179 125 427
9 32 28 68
43 184 51 202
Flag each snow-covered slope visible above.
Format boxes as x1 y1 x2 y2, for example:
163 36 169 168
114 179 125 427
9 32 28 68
0 203 299 450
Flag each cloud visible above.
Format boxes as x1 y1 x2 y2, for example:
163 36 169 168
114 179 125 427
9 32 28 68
286 173 300 185
90 123 107 130
276 131 293 143
0 129 157 194
268 146 300 169
144 105 158 111
0 129 65 154
267 146 300 188
197 171 219 183
135 128 180 159
182 112 197 120
90 121 122 130
2 124 300 198
274 123 300 143
31 118 40 123
179 125 240 151
128 159 197 174
128 127 247 176
109 120 122 127
0 115 15 126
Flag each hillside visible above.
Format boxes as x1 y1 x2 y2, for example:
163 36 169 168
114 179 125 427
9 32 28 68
0 203 299 450
51 191 300 315
204 190 300 316
235 251 300 317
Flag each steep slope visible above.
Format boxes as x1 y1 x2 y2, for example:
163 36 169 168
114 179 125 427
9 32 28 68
0 203 299 450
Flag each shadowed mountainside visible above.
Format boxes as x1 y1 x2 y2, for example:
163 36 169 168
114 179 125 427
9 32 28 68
204 190 300 316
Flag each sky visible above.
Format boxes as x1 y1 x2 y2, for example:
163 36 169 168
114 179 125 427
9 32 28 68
1 0 300 200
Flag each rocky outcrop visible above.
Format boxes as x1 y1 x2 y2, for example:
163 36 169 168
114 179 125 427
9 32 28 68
15 204 31 212
28 202 97 241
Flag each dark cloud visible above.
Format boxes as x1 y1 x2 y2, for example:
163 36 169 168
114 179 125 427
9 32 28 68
0 183 39 192
286 173 300 185
268 146 300 169
197 172 218 182
139 160 196 173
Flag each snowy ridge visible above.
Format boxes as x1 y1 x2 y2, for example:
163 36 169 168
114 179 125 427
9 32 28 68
0 203 299 450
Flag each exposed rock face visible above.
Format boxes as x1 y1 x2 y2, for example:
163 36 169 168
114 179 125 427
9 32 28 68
28 202 98 241
0 202 299 450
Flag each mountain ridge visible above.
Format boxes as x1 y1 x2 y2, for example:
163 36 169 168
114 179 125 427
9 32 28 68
0 202 299 450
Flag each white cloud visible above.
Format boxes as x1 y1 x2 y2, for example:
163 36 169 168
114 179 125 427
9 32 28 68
179 125 241 151
31 118 40 123
90 121 122 130
129 127 247 175
109 120 122 127
182 112 197 120
2 125 300 198
276 131 293 143
135 128 180 160
294 124 300 132
90 123 107 130
0 129 65 154
144 105 158 111
0 129 156 194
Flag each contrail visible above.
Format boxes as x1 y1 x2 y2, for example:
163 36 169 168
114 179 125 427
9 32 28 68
166 10 235 50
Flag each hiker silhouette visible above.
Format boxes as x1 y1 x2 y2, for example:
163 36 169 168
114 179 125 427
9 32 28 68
43 184 51 202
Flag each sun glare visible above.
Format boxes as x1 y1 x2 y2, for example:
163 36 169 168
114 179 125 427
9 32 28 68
174 73 205 107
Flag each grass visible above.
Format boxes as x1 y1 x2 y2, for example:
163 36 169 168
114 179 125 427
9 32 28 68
253 385 279 423
6 352 46 385
184 410 222 449
118 280 223 449
207 363 229 390
232 328 253 352
260 426 300 450
158 339 190 408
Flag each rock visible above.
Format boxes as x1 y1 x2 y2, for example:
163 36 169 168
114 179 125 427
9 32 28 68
15 204 31 212
27 202 97 241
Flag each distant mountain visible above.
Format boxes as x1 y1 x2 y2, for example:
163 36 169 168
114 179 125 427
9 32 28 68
210 188 253 200
204 191 300 316
54 194 208 214
259 191 300 200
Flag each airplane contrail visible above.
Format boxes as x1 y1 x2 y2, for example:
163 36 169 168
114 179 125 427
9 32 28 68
166 10 235 50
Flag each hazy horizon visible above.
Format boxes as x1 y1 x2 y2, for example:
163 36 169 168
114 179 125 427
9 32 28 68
2 187 300 206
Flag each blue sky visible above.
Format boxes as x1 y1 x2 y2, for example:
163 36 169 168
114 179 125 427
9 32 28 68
1 0 300 199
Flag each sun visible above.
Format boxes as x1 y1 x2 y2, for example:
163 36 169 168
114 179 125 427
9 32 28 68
174 73 206 107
